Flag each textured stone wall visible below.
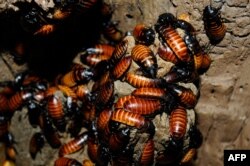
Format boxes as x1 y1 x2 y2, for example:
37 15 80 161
0 0 250 166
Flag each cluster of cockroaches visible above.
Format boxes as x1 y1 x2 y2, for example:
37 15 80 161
0 1 226 166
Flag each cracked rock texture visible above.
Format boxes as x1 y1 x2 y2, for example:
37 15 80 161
0 0 250 166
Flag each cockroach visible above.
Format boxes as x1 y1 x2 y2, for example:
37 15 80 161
157 43 179 64
8 90 32 112
102 21 123 43
155 13 190 63
131 44 158 78
111 109 148 129
168 84 197 109
203 5 226 45
59 132 88 157
123 97 163 116
5 145 17 161
169 107 187 140
179 148 196 165
39 113 62 149
73 84 92 102
87 137 99 163
133 24 155 46
60 68 94 87
139 139 155 166
125 72 163 88
108 128 130 152
29 132 45 159
93 80 114 110
112 56 132 80
54 157 82 166
114 95 135 109
131 87 167 100
109 39 128 66
47 95 66 132
83 159 94 166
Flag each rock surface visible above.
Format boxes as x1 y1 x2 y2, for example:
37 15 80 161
0 0 250 166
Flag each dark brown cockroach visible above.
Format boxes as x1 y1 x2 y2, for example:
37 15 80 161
47 95 66 132
114 95 135 109
102 21 123 43
188 125 203 149
11 41 27 64
111 146 134 166
27 102 43 127
29 132 45 159
0 94 9 113
60 68 94 87
59 132 88 157
39 113 62 149
163 65 196 84
109 128 130 152
8 90 32 112
183 33 201 56
111 109 148 129
169 107 187 140
123 97 163 116
112 56 132 80
139 139 155 166
157 43 179 64
92 71 111 92
155 15 190 62
180 148 196 165
131 87 167 100
110 39 128 66
54 157 82 166
33 24 56 35
131 44 158 78
125 72 163 88
81 103 96 123
169 84 197 109
203 5 226 45
87 137 99 163
133 24 155 46
93 80 114 110
176 19 196 35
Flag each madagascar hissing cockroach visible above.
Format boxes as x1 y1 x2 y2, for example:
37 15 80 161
123 97 163 116
131 44 158 78
29 132 45 159
112 56 132 80
139 139 155 166
133 24 155 46
54 157 82 166
169 107 187 140
203 5 226 45
59 132 88 157
125 72 163 88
